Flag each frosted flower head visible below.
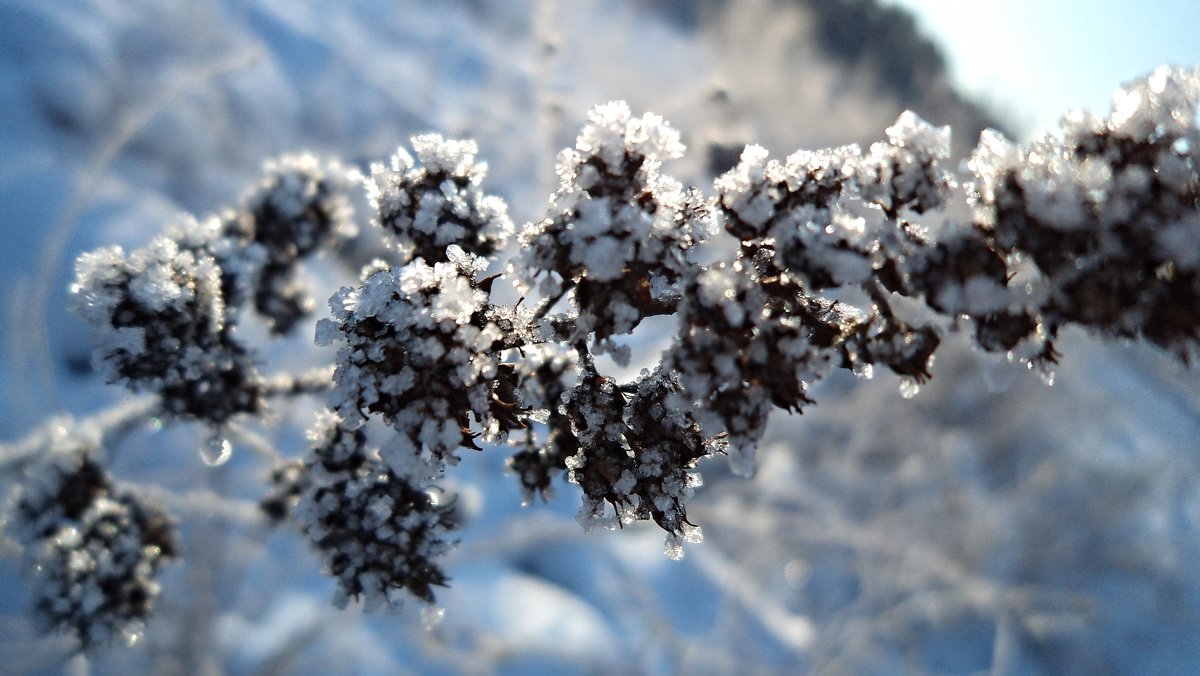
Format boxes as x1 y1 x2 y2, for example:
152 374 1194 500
715 143 885 290
241 153 359 262
28 494 176 649
13 447 175 650
70 236 264 424
225 154 361 334
518 104 710 340
295 444 456 608
321 254 528 464
668 258 864 466
578 101 685 169
367 135 513 264
969 68 1200 360
561 365 711 553
856 110 953 217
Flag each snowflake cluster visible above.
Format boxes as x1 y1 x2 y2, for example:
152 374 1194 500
366 135 513 264
10 438 175 648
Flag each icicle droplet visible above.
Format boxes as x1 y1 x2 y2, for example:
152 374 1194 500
123 625 144 647
664 533 685 561
727 443 757 478
422 605 446 630
852 361 874 380
898 377 920 399
982 357 1016 393
1038 368 1056 387
201 434 232 466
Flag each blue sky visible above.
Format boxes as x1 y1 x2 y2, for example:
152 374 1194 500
886 0 1200 138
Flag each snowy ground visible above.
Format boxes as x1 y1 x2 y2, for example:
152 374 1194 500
2 1 1199 674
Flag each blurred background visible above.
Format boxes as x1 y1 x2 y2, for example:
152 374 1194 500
1 0 1199 673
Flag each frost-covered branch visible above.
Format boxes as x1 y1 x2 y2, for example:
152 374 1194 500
4 66 1198 650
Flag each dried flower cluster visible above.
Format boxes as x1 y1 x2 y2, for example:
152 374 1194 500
8 67 1197 648
366 135 513 264
563 365 710 557
9 430 175 648
517 102 715 343
970 68 1200 359
70 155 359 424
291 414 457 608
236 154 360 334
